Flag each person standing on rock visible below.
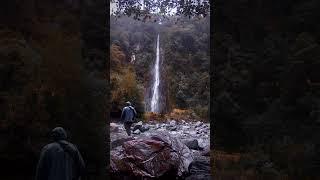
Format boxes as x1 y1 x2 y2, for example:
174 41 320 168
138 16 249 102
120 101 137 136
35 127 86 180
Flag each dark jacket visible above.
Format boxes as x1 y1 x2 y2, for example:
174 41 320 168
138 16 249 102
35 127 85 180
120 105 137 123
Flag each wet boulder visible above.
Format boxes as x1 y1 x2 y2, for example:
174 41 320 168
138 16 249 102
166 120 178 131
167 126 178 131
110 123 119 133
132 121 150 133
169 120 177 126
133 129 141 135
132 121 143 131
110 131 193 178
141 125 150 132
186 156 211 180
183 139 204 151
195 121 203 128
111 137 135 149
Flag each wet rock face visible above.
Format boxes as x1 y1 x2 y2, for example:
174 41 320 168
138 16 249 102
110 123 119 133
133 129 141 134
186 156 211 180
146 120 210 151
132 121 150 132
111 131 193 178
110 120 210 179
111 137 135 149
184 139 204 151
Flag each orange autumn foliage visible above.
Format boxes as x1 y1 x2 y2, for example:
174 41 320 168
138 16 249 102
110 43 144 114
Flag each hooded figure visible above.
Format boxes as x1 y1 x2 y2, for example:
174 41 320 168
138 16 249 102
120 101 137 136
35 127 85 180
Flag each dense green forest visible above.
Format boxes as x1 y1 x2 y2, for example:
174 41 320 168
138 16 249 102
110 15 210 120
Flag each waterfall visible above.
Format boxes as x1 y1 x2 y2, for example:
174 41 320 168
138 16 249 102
151 34 160 112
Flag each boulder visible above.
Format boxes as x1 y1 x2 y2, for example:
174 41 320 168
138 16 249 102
132 121 143 131
186 156 211 180
169 120 177 126
195 121 203 128
197 139 209 150
181 125 190 130
166 120 178 131
132 121 150 133
111 137 135 150
110 123 119 132
133 129 141 134
167 126 177 131
110 131 193 178
141 126 150 132
187 131 197 136
184 139 204 151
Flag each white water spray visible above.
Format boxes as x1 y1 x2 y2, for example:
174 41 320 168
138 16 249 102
151 34 160 112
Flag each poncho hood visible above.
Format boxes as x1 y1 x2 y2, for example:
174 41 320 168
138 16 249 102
51 127 67 141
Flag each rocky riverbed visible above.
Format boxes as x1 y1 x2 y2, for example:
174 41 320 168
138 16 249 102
110 120 210 179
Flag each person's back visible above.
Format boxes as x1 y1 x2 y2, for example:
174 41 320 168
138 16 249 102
121 106 135 122
120 101 137 136
35 127 85 180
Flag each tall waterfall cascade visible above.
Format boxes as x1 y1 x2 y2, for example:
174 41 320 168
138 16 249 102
151 34 160 112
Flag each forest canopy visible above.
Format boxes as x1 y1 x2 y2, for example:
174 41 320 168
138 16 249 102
110 0 211 21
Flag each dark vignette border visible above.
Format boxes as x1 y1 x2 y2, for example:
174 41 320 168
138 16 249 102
80 0 108 179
